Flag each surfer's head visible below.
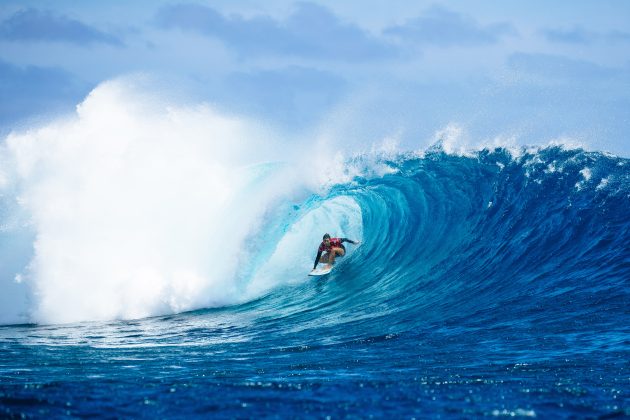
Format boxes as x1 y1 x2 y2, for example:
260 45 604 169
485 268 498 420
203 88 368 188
323 233 331 245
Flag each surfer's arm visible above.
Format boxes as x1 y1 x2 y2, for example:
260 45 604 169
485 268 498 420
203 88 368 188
341 238 358 245
313 250 323 270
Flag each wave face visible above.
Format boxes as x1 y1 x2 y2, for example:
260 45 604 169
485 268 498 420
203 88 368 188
1 144 628 417
342 146 629 334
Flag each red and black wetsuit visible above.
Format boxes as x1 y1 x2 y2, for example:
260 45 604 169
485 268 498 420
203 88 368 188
313 238 356 269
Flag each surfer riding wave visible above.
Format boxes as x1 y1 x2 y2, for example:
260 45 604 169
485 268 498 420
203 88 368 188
312 233 359 271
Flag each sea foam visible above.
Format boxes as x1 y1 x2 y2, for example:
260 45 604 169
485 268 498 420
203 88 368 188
0 79 333 324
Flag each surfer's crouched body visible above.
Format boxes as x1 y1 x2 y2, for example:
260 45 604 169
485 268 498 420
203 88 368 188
313 233 359 270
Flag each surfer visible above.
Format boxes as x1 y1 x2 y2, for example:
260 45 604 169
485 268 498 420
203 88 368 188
312 233 359 271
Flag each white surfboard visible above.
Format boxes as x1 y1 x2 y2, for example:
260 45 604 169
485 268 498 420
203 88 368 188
309 265 334 276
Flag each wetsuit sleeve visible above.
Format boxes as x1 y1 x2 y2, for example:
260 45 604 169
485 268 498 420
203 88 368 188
340 238 357 245
313 250 323 270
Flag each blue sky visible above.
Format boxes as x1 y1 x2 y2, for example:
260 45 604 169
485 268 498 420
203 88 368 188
1 0 629 155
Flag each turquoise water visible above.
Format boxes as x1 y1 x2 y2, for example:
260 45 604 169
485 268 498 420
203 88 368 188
1 146 628 417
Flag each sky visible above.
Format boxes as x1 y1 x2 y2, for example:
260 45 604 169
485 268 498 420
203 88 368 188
1 0 630 155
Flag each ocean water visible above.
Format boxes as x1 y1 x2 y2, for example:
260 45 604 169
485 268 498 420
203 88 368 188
1 87 629 418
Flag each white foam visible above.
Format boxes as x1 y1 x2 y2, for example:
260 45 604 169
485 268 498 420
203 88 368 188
596 177 609 190
491 408 536 417
423 124 591 162
423 123 525 158
0 78 321 324
575 167 592 190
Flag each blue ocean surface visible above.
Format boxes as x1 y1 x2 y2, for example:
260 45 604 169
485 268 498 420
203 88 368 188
1 146 628 418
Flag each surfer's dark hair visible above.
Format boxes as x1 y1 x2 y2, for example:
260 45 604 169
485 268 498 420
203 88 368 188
323 233 331 240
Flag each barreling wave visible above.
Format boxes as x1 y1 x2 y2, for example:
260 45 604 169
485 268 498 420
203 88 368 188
241 146 629 344
0 81 628 331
